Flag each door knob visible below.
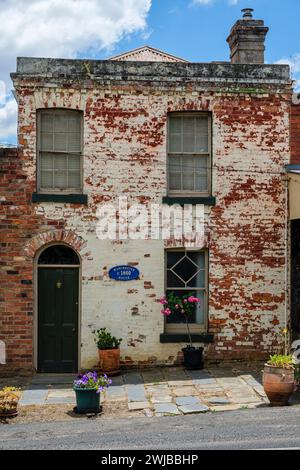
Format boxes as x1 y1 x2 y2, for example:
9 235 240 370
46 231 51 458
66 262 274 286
72 328 76 333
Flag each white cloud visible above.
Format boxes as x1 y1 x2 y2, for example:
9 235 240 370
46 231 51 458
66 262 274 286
276 54 300 91
0 0 152 144
192 0 215 4
192 0 240 4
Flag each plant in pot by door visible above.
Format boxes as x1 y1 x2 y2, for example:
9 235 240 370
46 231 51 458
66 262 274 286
93 328 122 376
73 371 111 414
0 387 21 418
263 354 295 406
159 292 204 370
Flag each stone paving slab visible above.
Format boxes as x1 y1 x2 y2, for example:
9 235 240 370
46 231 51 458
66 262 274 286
154 403 181 415
175 396 202 406
206 397 232 405
19 389 49 406
128 401 151 411
151 396 173 404
172 386 198 396
46 397 75 404
178 403 209 414
126 384 147 402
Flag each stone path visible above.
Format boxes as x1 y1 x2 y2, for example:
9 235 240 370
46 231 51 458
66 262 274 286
20 367 300 417
18 366 300 417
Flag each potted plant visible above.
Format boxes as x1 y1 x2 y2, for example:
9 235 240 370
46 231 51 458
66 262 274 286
93 328 122 376
73 371 111 414
159 292 204 370
263 354 295 406
0 387 21 418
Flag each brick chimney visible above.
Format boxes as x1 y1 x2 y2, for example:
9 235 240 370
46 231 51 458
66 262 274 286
227 8 269 64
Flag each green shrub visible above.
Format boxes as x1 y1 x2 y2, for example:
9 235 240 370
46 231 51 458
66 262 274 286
267 354 294 370
93 328 122 350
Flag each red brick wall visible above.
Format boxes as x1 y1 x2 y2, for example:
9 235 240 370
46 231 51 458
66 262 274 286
291 103 300 165
0 148 89 375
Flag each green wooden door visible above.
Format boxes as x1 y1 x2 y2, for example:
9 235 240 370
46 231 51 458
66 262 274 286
38 267 79 373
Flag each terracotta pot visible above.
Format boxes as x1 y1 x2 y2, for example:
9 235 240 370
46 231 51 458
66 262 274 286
98 348 120 376
263 364 295 406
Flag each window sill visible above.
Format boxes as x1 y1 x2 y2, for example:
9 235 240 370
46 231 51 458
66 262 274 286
160 333 214 344
163 196 216 206
32 193 88 204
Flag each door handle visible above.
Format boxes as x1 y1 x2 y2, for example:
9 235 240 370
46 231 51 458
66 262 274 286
72 328 76 333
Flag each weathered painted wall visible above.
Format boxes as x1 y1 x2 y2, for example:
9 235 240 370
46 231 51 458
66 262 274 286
1 60 292 372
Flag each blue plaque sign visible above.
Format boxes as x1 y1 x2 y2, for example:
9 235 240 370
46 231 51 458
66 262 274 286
109 265 140 281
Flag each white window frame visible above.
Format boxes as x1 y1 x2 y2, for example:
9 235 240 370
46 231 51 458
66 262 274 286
165 249 208 334
167 112 212 197
37 109 83 194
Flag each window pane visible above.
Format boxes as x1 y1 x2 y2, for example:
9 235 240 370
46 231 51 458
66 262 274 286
169 155 181 171
54 154 67 171
195 174 208 192
41 113 53 132
188 252 205 269
68 171 81 188
68 115 81 132
196 134 208 153
54 132 68 152
169 116 181 134
41 133 53 151
54 171 67 188
68 133 81 152
169 173 181 191
195 156 207 171
167 271 185 288
39 245 79 265
40 153 53 170
54 114 68 132
169 133 181 153
68 154 80 170
40 170 53 188
182 117 195 152
167 251 183 269
182 172 194 191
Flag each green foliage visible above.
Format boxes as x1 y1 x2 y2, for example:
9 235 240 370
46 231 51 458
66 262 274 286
93 328 122 350
295 364 300 383
267 354 294 369
166 291 197 317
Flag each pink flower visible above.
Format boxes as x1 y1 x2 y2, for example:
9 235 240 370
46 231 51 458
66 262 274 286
188 296 200 303
183 299 188 304
175 304 179 309
159 297 168 305
161 308 171 316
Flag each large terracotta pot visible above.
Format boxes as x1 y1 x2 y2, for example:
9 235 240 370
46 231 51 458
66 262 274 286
98 348 120 376
263 364 295 406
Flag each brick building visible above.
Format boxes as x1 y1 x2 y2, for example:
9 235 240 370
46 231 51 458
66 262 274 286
0 10 295 374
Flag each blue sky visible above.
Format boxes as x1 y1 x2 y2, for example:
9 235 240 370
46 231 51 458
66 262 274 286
0 0 299 145
105 0 300 67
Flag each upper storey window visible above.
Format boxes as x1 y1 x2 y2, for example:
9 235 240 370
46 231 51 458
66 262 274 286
168 113 211 196
37 109 83 193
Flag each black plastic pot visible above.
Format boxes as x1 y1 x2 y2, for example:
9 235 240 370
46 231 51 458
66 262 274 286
182 346 204 370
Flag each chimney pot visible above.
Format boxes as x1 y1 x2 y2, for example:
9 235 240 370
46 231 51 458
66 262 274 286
242 8 254 19
227 10 269 64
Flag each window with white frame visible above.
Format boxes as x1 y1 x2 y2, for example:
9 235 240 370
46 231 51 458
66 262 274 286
165 250 207 332
168 113 211 196
37 109 83 193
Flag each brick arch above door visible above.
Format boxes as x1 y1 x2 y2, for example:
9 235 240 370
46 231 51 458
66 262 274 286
24 230 87 259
